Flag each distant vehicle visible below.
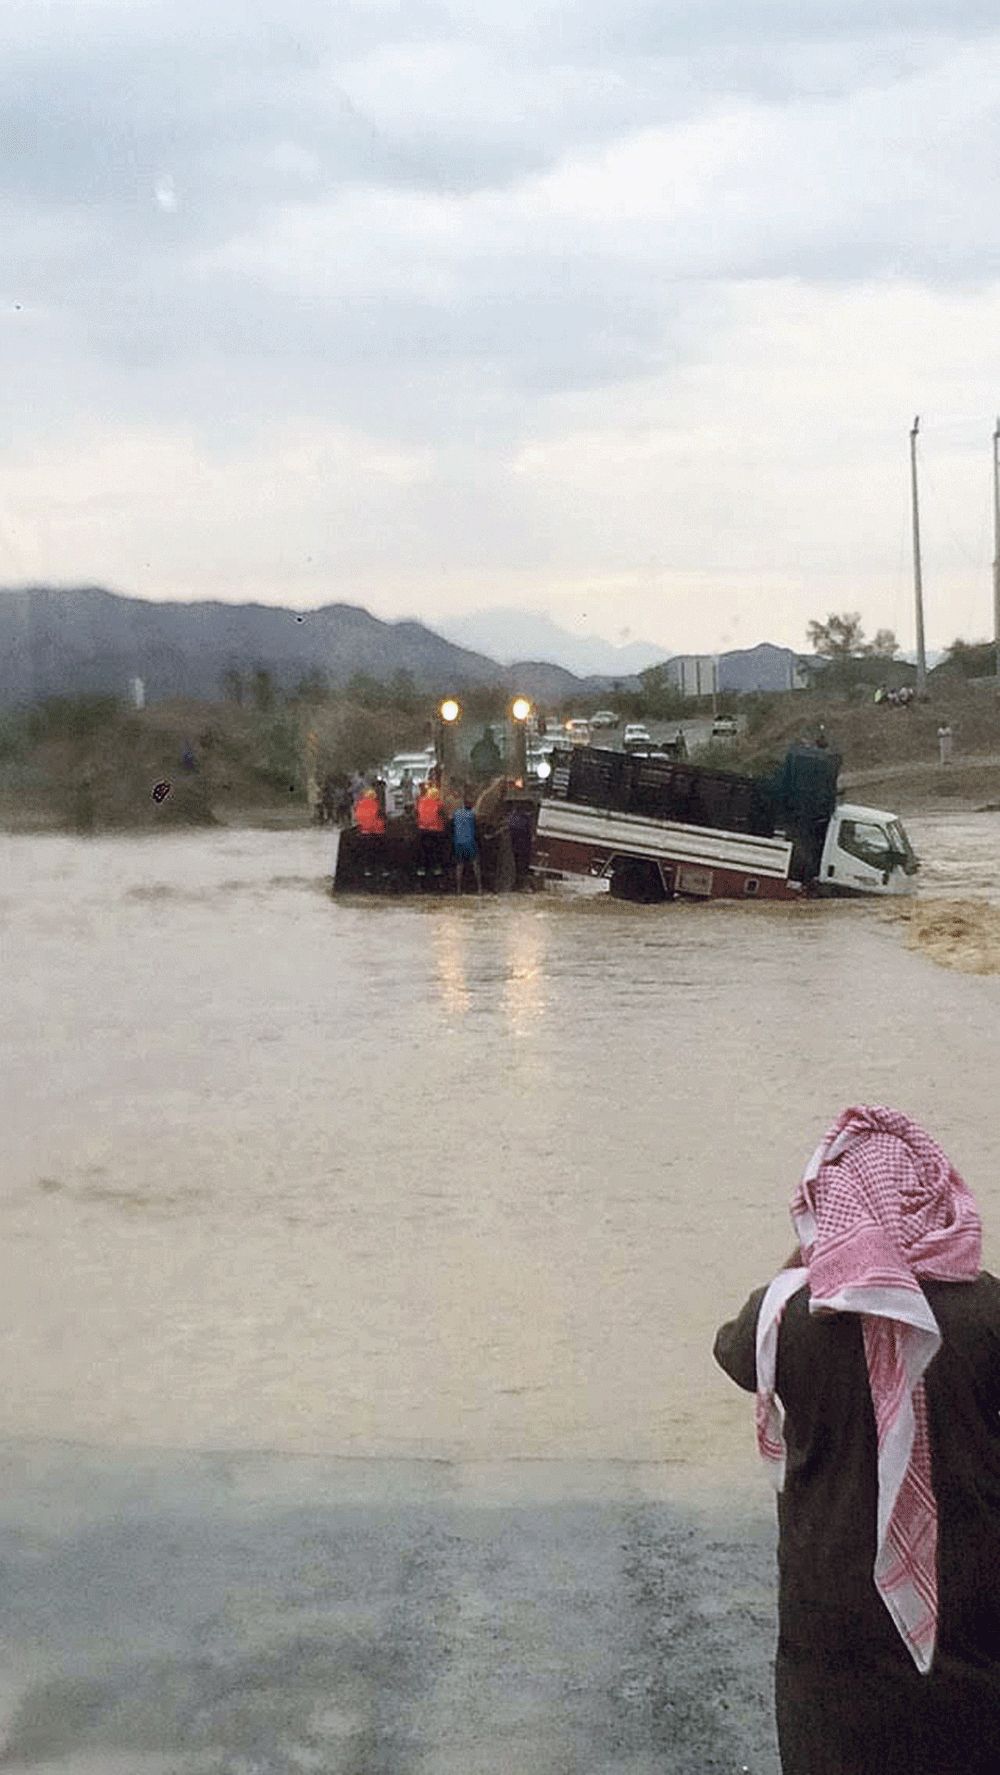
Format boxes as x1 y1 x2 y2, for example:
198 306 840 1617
564 719 591 745
589 709 619 729
383 750 436 790
622 723 652 751
712 716 738 739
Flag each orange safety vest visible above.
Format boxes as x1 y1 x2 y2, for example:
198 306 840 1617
416 793 445 833
355 796 386 835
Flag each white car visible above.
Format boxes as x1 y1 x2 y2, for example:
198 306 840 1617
622 723 652 751
383 750 436 790
564 719 591 744
589 709 620 729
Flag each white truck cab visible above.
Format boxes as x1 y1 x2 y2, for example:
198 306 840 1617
819 802 919 896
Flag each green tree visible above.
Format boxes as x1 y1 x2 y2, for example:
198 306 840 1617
387 668 419 712
806 612 865 659
346 672 386 708
806 614 906 693
864 629 899 659
295 668 329 703
938 637 997 679
635 663 688 720
251 667 276 712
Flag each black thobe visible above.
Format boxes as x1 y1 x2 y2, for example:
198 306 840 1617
714 1274 1000 1774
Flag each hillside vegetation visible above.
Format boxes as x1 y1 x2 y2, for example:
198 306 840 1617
739 677 1000 812
0 693 430 832
2 676 999 833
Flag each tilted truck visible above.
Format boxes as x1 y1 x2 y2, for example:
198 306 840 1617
532 743 919 903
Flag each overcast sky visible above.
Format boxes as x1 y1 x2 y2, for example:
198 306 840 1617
4 1 1000 655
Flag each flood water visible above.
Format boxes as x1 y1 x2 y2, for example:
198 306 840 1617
2 815 999 1491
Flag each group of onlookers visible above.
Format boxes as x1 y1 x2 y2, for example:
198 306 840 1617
352 772 484 893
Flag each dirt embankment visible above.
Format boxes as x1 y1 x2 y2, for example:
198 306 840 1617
5 679 1000 834
742 679 1000 816
0 695 431 833
0 700 291 833
1 702 274 832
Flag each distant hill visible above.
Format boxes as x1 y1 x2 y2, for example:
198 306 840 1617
0 584 816 708
503 659 608 704
0 585 513 704
438 607 666 678
717 643 809 693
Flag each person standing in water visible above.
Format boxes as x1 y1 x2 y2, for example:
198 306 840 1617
452 791 482 895
714 1106 1000 1775
415 782 447 887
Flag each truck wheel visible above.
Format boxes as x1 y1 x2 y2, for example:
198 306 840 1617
609 858 667 903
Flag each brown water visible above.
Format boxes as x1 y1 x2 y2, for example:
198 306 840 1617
2 820 999 1485
905 807 1000 901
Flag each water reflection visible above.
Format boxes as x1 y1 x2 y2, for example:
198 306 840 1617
432 912 472 1016
501 905 546 1036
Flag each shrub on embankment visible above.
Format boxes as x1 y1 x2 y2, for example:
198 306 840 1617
0 691 437 832
738 679 1000 778
0 696 224 831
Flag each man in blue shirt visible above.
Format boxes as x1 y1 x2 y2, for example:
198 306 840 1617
452 794 482 895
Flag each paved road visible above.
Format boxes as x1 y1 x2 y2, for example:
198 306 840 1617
840 751 1000 788
0 1443 779 1774
541 720 722 758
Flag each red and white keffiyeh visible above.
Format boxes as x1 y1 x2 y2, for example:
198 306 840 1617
755 1106 982 1672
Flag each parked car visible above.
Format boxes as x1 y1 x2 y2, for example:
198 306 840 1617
383 750 436 790
622 723 653 751
564 718 591 744
589 709 619 729
711 715 738 739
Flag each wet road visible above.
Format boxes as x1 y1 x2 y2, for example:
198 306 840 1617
0 1444 777 1775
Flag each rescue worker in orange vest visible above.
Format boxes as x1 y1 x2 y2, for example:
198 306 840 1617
415 782 447 887
354 785 387 881
354 786 386 835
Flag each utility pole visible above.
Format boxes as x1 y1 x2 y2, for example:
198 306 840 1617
993 418 1000 687
910 416 927 697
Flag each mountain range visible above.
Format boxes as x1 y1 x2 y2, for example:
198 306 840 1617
0 584 807 705
436 608 668 678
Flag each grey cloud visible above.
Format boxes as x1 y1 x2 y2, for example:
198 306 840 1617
517 0 1000 61
8 0 994 231
5 0 1000 445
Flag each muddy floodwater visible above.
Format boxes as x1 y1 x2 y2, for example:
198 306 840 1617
3 815 1000 1494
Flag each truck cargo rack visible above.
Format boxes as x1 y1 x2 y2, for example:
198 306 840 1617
548 746 776 838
